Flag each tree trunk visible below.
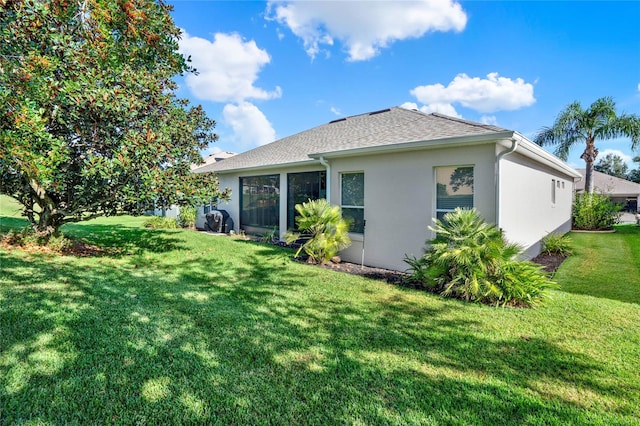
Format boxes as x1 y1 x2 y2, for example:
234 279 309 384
580 139 599 193
33 204 64 239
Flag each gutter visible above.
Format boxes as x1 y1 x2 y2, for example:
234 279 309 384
319 156 331 203
496 138 519 228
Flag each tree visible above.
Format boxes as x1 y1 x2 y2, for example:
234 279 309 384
627 156 640 184
594 153 628 179
534 97 640 193
0 0 228 238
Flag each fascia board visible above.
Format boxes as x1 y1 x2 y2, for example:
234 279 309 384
195 159 320 175
511 132 582 179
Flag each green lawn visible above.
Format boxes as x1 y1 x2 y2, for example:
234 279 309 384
1 195 639 425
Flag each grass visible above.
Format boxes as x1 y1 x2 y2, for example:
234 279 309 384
1 195 639 424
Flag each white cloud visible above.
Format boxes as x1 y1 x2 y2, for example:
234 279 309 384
267 0 467 61
599 149 634 169
400 101 461 118
330 106 342 116
480 115 498 125
223 102 276 148
179 31 281 103
410 72 536 113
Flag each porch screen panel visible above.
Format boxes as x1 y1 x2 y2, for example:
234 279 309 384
287 171 326 230
240 175 280 229
435 166 474 221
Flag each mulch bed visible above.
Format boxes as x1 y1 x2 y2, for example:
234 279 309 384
315 252 568 285
530 252 568 275
318 261 408 284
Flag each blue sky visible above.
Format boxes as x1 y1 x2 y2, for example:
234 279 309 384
169 0 640 170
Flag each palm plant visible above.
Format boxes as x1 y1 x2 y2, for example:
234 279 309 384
426 208 521 302
405 208 556 307
534 97 640 193
284 199 351 264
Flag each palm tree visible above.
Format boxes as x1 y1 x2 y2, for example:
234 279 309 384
534 97 640 193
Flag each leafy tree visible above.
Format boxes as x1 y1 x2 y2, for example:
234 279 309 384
449 166 474 192
594 153 629 179
534 97 640 193
627 156 640 184
0 0 227 237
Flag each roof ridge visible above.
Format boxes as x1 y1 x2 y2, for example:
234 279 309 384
429 112 508 132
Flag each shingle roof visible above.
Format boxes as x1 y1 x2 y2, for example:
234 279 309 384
194 107 510 174
576 169 640 196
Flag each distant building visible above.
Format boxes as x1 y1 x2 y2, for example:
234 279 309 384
575 169 640 212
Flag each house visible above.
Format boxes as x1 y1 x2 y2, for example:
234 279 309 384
190 151 237 171
149 151 236 218
193 107 581 271
575 169 640 212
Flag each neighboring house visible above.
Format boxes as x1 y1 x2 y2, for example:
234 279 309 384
575 169 640 212
193 107 581 271
190 151 237 171
149 151 236 218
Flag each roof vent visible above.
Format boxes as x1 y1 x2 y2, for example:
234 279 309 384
369 108 391 116
329 118 347 124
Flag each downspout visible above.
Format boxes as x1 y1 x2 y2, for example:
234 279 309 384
319 156 331 204
496 138 519 229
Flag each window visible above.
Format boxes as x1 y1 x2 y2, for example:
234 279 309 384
287 171 326 229
203 198 217 215
341 172 365 233
435 166 474 221
551 179 556 204
240 175 280 229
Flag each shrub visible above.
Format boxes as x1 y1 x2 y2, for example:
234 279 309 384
541 233 573 256
143 216 179 229
1 228 72 252
404 208 556 307
284 199 351 264
260 227 279 244
178 206 197 229
573 192 622 230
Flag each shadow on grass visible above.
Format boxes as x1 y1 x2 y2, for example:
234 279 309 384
63 223 186 254
1 215 184 255
1 239 638 423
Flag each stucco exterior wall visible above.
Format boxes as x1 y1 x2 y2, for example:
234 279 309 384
196 163 326 232
498 152 574 259
198 142 576 271
328 144 497 271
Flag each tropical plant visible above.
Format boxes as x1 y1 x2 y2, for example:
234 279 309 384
541 233 573 256
0 0 228 239
572 192 622 230
178 206 197 229
534 97 640 193
284 199 351 264
405 208 555 307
